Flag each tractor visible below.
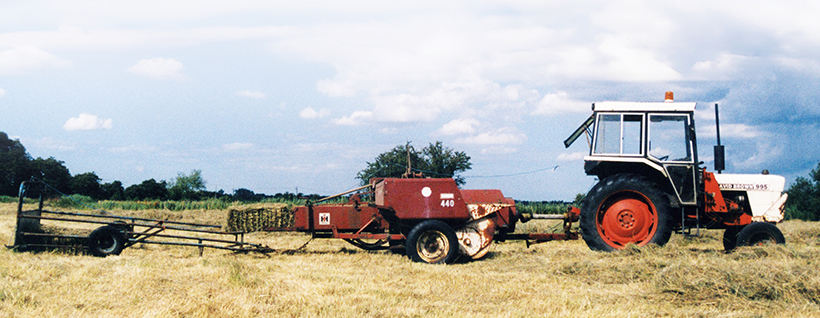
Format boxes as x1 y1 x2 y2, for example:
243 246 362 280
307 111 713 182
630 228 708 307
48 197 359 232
564 92 788 251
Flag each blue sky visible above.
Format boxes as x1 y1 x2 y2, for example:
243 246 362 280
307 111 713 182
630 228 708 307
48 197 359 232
2 1 819 200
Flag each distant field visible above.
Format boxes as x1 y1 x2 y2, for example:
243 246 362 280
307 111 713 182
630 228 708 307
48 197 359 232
1 202 819 317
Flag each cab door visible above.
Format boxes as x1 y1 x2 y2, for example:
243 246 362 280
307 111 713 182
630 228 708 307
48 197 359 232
647 113 698 205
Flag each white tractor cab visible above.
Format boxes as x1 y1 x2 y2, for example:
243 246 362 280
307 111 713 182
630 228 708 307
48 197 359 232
564 92 788 251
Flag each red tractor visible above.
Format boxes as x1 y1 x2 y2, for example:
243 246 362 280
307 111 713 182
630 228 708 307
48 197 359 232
564 92 788 251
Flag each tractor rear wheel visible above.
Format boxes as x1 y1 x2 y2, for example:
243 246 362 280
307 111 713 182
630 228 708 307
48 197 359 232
580 174 673 251
735 222 785 248
406 220 459 264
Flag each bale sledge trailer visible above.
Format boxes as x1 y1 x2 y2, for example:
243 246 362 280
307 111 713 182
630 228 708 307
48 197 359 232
8 179 270 257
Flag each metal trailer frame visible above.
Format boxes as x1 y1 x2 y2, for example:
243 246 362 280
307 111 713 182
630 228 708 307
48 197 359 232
7 180 270 256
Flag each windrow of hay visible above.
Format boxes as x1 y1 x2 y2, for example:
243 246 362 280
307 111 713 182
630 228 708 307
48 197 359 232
653 245 820 304
226 203 292 232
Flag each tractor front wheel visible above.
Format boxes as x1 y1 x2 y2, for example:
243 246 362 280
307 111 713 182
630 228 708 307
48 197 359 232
734 222 785 248
406 220 459 264
580 174 673 251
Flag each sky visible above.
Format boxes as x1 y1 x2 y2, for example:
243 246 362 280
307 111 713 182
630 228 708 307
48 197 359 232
2 1 819 201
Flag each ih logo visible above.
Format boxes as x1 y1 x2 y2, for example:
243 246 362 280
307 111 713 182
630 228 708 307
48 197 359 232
319 213 330 225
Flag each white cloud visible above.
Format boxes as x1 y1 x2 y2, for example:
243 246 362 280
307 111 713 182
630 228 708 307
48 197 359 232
222 142 255 151
109 144 157 153
436 118 479 136
700 123 762 139
237 90 266 99
127 57 184 80
532 91 590 116
0 88 5 97
455 127 527 145
478 146 519 154
0 46 72 75
557 152 586 162
691 53 753 79
299 107 330 119
733 141 784 171
27 137 76 152
372 93 440 123
332 111 373 126
63 113 113 131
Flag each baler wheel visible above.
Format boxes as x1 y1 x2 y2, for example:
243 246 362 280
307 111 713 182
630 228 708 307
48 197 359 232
87 225 126 257
406 220 458 264
735 222 785 248
580 174 672 251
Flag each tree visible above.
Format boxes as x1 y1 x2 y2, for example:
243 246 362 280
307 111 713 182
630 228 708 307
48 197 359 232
786 162 820 221
101 180 125 200
71 172 103 199
418 141 472 185
30 157 72 195
0 132 31 196
233 188 256 201
125 179 168 200
356 141 472 186
168 169 206 200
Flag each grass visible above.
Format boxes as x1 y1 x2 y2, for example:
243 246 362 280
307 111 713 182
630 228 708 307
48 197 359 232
1 202 819 317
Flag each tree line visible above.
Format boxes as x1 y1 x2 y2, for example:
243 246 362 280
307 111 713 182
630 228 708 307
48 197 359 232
0 132 307 201
785 161 820 221
0 131 472 203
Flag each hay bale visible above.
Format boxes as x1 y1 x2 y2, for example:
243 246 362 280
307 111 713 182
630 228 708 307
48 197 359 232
226 203 291 233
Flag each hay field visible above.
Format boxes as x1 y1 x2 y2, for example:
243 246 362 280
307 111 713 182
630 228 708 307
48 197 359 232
1 203 819 318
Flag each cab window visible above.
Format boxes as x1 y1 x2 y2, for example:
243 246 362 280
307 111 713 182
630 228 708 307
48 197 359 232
648 114 692 162
593 113 643 155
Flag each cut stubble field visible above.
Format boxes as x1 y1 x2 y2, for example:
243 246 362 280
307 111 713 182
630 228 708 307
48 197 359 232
1 203 819 318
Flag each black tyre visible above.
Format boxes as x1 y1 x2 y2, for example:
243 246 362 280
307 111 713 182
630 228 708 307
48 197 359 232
735 222 785 247
87 226 126 257
580 174 673 251
722 226 742 251
405 220 459 264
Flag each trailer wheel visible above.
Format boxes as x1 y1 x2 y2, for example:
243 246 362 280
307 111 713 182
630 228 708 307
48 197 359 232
87 226 126 257
722 226 742 251
735 222 785 247
580 174 672 251
406 220 458 264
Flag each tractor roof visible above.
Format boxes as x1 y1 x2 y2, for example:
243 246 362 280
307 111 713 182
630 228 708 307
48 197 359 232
592 101 696 112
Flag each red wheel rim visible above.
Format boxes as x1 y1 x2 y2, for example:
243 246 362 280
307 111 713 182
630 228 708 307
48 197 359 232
596 190 658 249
